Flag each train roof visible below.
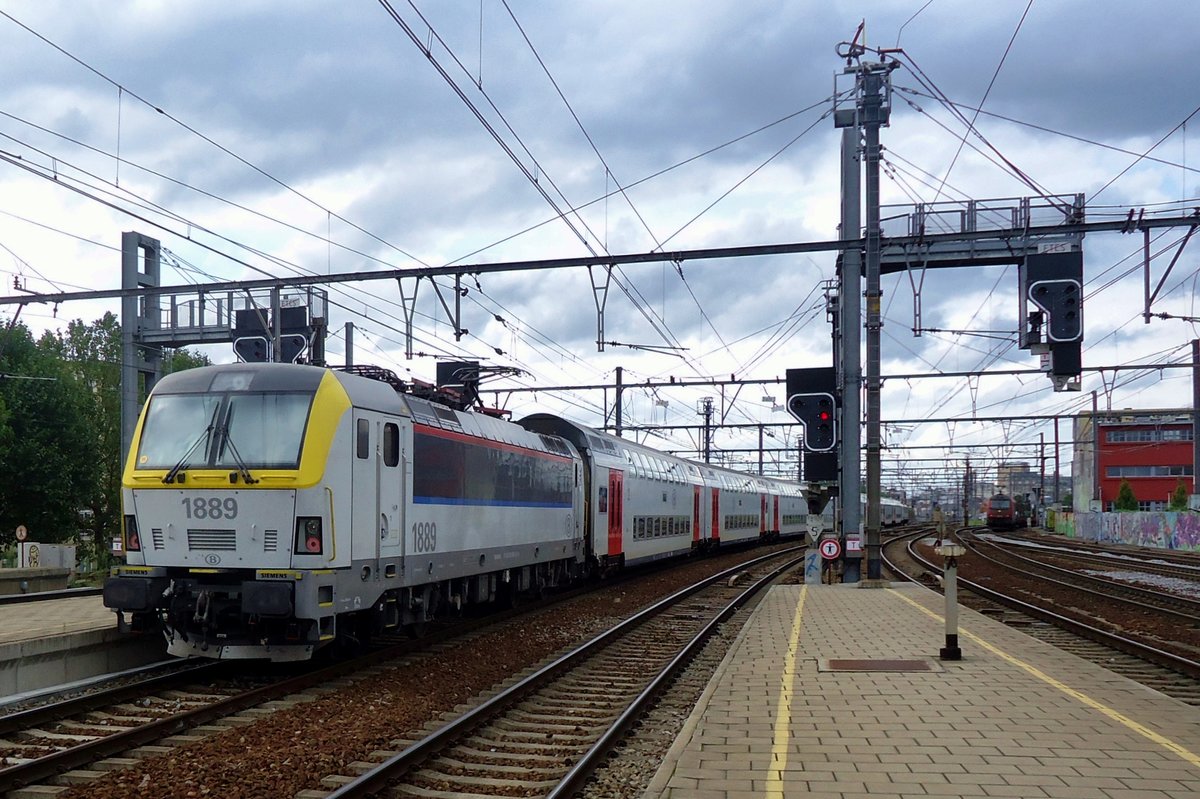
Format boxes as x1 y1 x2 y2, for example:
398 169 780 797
151 366 804 491
520 413 805 495
150 362 327 394
150 363 413 416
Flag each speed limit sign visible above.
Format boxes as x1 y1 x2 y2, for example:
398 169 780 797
819 538 842 560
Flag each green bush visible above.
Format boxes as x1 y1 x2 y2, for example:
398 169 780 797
1115 479 1138 511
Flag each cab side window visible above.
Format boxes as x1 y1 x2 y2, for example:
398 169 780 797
383 423 399 467
356 419 369 459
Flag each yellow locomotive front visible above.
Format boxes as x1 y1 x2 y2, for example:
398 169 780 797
104 363 352 660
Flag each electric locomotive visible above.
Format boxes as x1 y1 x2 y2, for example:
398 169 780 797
984 492 1029 530
103 362 807 661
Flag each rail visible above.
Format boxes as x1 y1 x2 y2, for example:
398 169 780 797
325 547 803 798
903 533 1200 680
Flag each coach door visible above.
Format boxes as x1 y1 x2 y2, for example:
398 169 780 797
710 489 720 542
692 485 702 544
607 470 624 557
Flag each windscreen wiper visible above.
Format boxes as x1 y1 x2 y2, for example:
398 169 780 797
162 400 220 482
220 434 259 485
215 406 258 485
163 427 214 482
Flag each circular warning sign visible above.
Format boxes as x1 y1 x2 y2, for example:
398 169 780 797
819 538 842 560
15 525 27 542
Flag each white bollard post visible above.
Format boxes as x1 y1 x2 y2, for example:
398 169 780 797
935 542 966 660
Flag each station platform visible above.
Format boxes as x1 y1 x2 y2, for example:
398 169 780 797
643 581 1200 799
0 595 164 696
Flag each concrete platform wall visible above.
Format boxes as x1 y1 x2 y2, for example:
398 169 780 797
0 567 71 595
0 628 167 696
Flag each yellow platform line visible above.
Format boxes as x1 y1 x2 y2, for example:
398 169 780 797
766 585 807 798
894 590 1200 770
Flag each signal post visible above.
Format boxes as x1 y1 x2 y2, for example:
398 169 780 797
787 365 860 581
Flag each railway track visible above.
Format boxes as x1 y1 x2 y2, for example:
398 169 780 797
982 529 1200 581
313 548 802 799
2 543 801 798
960 530 1200 619
0 591 580 795
0 660 225 743
0 653 356 796
882 528 1200 706
1010 528 1200 569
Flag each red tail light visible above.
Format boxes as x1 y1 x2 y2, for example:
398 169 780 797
295 517 322 555
124 515 141 552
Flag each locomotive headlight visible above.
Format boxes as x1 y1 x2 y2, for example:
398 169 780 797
294 517 323 555
124 514 141 552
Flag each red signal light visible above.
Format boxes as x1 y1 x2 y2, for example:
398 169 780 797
124 515 141 552
294 517 323 555
818 411 831 421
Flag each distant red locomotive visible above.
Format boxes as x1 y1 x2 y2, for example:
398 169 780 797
984 493 1029 530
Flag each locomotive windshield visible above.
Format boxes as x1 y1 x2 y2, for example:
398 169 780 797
136 391 313 470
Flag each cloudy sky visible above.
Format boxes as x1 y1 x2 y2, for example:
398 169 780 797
1 0 1198 497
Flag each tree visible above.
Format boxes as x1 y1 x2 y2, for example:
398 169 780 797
51 313 123 568
1169 479 1190 512
0 322 97 548
1114 479 1138 511
0 313 211 567
163 346 210 375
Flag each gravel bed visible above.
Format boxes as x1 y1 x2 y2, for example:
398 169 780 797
1 742 56 758
578 591 761 799
60 546 793 799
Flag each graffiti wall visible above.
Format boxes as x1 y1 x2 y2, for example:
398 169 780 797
1059 511 1200 552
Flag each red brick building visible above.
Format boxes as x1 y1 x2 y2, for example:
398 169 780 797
1092 411 1195 511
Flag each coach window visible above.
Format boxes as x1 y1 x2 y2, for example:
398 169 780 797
356 419 369 459
383 423 399 467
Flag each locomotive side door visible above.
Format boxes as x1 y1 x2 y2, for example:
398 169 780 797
378 420 403 562
351 412 381 563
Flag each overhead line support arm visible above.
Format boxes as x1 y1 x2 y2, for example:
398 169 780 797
2 215 1197 307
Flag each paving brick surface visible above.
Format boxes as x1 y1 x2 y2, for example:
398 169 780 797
0 596 112 644
642 582 1200 799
